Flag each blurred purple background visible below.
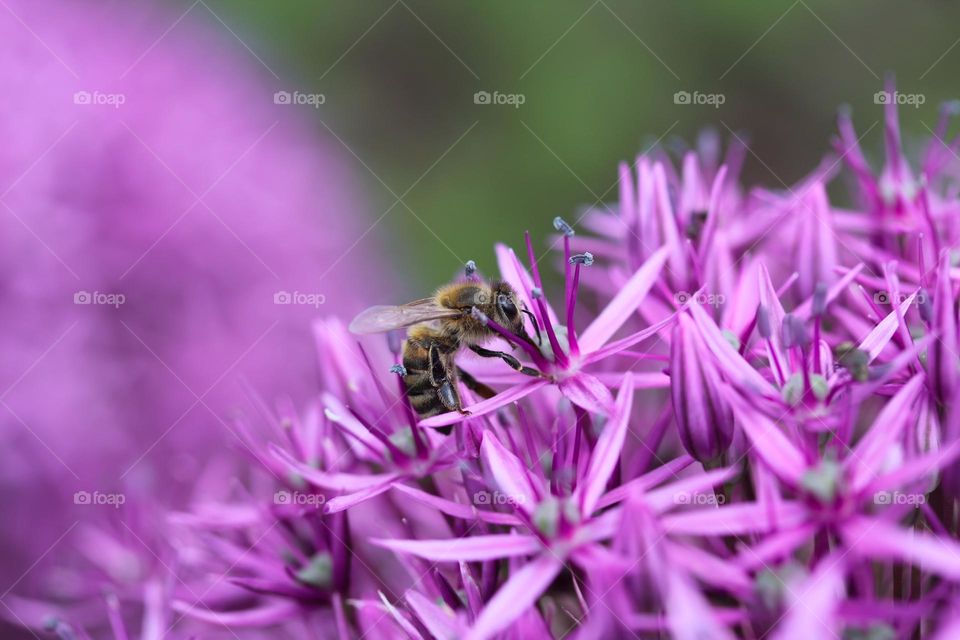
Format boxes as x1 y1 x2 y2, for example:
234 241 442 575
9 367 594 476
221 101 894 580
0 0 393 622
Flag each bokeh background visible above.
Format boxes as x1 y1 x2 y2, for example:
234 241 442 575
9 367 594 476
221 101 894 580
196 0 960 287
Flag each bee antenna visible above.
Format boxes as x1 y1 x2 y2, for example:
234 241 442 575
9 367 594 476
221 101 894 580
521 305 542 346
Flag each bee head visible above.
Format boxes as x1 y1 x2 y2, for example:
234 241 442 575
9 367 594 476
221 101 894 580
490 281 524 335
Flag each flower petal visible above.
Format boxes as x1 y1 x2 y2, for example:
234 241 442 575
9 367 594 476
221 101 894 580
596 455 694 510
481 430 542 512
724 388 807 485
858 292 916 362
406 590 461 640
419 379 549 428
846 373 925 492
582 312 676 365
390 483 522 526
323 481 395 513
841 516 960 581
664 569 737 640
645 467 738 513
172 600 299 627
559 372 615 415
757 264 789 387
271 444 400 491
578 246 669 353
689 302 776 398
465 553 564 640
372 534 542 562
665 541 752 596
579 373 634 515
663 501 808 536
770 555 845 640
735 523 819 570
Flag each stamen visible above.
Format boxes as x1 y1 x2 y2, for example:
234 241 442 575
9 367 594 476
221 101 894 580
565 238 590 358
386 330 403 356
525 231 569 368
563 235 572 317
812 282 828 317
783 315 814 398
553 216 575 237
525 231 545 290
464 259 478 278
756 304 771 339
812 282 827 372
758 304 786 384
390 364 407 376
783 314 810 350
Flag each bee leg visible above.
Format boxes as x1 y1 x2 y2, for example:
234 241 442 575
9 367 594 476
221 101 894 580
437 380 470 416
457 368 496 399
469 345 542 377
427 342 446 387
521 306 542 346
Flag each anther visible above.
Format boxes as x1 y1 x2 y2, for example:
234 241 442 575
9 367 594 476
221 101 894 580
569 252 594 266
553 216 575 237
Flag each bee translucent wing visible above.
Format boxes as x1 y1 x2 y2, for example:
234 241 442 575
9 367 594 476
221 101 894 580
349 301 461 334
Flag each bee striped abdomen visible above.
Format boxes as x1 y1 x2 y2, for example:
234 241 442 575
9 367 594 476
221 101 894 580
402 342 445 417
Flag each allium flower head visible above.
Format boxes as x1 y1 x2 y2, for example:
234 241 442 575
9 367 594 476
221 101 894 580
15 78 960 640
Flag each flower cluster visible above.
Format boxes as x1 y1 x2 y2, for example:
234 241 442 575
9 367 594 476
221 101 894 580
18 85 960 639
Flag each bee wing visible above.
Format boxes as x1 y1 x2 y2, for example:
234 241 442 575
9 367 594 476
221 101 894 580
348 300 462 334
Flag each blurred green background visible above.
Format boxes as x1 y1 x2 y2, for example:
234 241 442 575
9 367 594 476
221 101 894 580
181 0 959 290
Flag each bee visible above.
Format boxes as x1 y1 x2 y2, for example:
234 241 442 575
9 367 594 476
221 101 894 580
349 279 543 419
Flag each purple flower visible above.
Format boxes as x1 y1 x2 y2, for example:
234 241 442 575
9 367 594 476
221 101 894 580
16 79 960 640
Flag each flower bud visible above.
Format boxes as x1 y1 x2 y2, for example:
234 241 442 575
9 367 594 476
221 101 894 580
670 315 734 464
